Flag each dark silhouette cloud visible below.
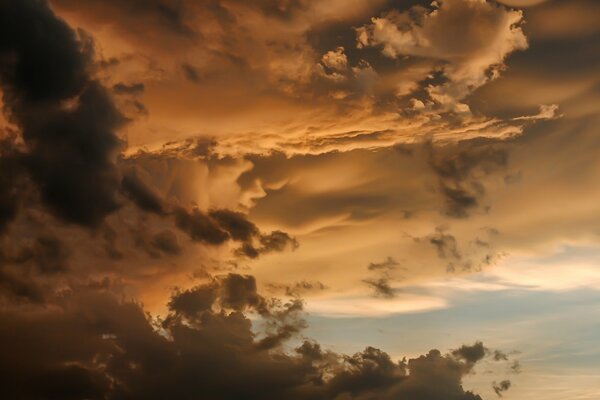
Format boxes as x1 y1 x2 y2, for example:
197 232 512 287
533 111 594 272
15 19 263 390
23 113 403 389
0 273 493 400
174 207 298 258
168 283 218 319
0 0 124 228
209 209 259 242
452 342 487 366
174 207 231 245
219 273 266 313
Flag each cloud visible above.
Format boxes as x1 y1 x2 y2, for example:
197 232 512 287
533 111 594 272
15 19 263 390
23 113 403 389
50 0 195 48
513 104 561 121
150 230 182 256
267 280 328 297
492 379 512 397
427 141 509 218
452 341 487 366
368 256 400 271
0 271 492 400
357 0 528 111
43 0 542 157
363 276 396 298
0 0 124 228
0 140 24 232
321 47 348 71
174 207 298 258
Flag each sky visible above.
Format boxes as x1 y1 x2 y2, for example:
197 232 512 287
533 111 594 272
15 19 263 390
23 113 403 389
0 0 599 399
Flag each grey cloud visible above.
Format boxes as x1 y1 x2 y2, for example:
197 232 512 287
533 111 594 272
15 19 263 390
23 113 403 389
268 280 328 297
429 228 461 260
368 256 400 271
492 380 512 397
452 342 487 366
363 276 395 298
427 142 509 218
150 230 182 255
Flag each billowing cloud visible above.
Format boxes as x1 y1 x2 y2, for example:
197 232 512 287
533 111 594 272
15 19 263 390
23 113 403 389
0 0 124 228
41 0 551 157
357 0 528 112
1 1 599 399
0 271 495 400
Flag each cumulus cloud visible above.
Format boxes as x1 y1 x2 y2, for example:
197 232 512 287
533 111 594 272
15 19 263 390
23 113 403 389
357 0 528 111
0 271 494 400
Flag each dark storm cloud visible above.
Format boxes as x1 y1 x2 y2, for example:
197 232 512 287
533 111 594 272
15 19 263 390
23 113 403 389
0 273 492 400
209 209 259 242
174 206 299 258
0 0 124 228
